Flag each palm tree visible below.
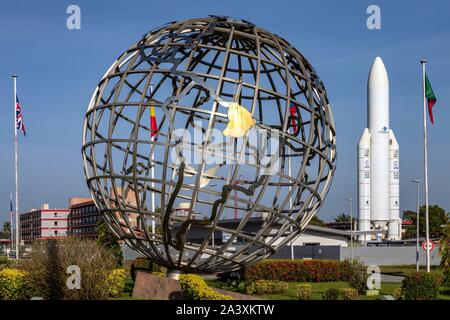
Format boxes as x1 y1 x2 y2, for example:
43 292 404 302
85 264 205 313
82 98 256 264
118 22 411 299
334 213 351 223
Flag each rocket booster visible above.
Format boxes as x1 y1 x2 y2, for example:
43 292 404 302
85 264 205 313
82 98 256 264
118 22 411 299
357 57 401 241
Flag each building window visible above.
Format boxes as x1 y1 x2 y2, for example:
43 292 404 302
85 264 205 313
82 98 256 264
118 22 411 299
54 221 58 226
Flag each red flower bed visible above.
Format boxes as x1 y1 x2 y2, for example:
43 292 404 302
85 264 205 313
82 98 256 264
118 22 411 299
244 259 351 282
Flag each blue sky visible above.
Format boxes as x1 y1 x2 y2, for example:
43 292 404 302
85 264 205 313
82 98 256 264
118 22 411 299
0 0 449 224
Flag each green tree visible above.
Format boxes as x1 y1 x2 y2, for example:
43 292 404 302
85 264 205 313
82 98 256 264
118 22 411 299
96 218 123 267
403 205 449 239
0 221 11 239
438 221 450 284
309 215 326 227
334 213 351 223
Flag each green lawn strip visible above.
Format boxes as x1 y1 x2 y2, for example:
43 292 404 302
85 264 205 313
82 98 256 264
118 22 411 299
262 281 349 300
359 283 401 300
209 280 402 300
379 265 441 276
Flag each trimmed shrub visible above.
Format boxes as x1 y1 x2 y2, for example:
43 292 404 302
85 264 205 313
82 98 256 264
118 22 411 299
271 281 289 294
340 287 359 300
244 259 350 282
245 280 288 295
392 287 403 300
296 284 312 300
0 256 8 266
401 272 441 300
179 274 232 300
0 268 35 300
347 260 368 293
323 288 340 300
107 269 126 298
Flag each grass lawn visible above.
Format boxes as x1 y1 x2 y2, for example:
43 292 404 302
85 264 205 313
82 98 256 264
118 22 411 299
380 265 441 276
208 279 402 300
260 282 401 300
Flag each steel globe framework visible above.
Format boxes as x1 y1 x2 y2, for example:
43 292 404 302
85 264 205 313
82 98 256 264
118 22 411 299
82 16 336 273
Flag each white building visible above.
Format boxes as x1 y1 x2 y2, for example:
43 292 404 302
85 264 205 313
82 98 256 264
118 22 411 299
20 204 70 242
293 225 349 247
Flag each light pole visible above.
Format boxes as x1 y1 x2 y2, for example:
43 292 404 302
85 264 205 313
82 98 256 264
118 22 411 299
346 198 353 260
412 179 420 272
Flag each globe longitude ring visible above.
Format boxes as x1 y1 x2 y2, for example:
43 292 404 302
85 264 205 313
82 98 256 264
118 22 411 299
82 16 336 274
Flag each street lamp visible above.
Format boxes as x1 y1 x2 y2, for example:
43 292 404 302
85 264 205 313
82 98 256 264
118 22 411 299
346 198 353 260
412 179 421 272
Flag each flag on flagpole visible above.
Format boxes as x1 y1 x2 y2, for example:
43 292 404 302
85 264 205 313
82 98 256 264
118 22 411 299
150 106 158 138
425 74 437 124
15 95 26 136
289 104 299 134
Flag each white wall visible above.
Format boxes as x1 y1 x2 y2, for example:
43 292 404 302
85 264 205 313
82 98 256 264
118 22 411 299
292 231 348 247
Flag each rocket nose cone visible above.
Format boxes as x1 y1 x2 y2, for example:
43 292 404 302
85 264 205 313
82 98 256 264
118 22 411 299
368 56 389 89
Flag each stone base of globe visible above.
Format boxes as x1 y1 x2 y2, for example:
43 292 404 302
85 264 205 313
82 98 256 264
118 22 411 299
132 271 260 300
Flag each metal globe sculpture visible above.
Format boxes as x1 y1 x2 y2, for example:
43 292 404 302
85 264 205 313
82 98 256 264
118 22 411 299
82 16 336 274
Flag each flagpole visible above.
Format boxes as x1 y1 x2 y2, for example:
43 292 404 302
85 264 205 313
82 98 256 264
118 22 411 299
288 149 294 260
420 60 431 272
13 75 19 260
10 193 13 252
150 83 155 237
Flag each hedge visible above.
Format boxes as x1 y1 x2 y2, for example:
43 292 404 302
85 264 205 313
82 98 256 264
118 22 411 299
107 269 126 298
179 274 232 300
0 268 35 300
244 259 355 282
401 272 442 300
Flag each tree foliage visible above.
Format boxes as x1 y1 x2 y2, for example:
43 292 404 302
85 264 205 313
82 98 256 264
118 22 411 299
0 222 11 239
403 205 448 239
334 213 351 223
96 218 123 267
309 215 326 227
438 221 450 284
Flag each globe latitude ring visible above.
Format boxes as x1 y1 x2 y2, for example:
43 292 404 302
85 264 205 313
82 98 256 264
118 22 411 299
81 16 336 274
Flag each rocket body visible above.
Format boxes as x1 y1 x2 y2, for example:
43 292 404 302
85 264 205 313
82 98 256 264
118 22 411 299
357 57 401 241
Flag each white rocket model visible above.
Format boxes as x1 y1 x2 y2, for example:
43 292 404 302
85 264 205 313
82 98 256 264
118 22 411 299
357 57 401 242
